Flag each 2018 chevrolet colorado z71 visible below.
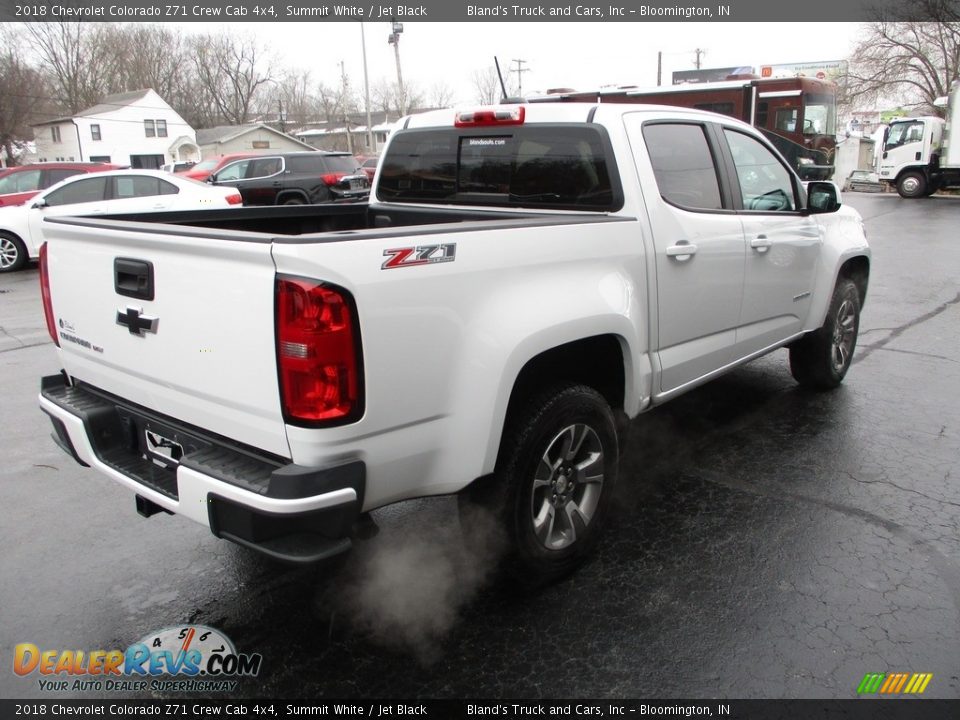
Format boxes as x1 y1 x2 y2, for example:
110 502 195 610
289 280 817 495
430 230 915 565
38 103 869 584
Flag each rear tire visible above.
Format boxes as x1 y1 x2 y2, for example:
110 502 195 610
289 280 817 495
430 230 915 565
459 384 619 587
0 232 27 273
789 278 861 390
282 197 306 205
896 171 927 198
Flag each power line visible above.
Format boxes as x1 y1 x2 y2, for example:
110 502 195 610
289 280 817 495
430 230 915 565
511 58 530 96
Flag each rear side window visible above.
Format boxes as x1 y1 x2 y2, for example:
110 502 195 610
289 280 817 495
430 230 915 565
247 157 282 178
113 176 179 199
642 123 723 210
377 125 619 211
286 156 328 174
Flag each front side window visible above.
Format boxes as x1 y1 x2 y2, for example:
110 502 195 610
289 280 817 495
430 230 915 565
44 176 108 207
91 124 101 141
215 160 251 182
723 129 797 212
774 107 799 133
642 123 723 211
0 169 43 194
144 120 156 138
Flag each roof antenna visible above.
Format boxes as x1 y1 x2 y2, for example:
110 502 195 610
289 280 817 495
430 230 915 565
494 56 509 102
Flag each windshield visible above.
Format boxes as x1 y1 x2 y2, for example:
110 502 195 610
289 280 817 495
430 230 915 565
803 93 836 136
323 155 360 173
191 159 219 172
0 169 41 194
885 120 925 149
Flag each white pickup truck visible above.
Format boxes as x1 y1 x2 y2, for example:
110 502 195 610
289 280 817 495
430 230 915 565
38 103 870 584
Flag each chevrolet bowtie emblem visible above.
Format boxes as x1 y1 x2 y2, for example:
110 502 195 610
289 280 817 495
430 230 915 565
116 306 159 336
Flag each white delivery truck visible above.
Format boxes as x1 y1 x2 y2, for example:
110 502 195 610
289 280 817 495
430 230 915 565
877 81 960 197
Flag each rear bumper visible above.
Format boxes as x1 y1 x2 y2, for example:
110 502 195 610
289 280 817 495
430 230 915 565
39 373 364 563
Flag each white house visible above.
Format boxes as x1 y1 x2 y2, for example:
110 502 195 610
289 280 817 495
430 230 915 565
195 124 316 158
32 89 199 169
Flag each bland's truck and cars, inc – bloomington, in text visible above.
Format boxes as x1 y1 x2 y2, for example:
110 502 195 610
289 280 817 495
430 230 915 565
38 102 870 584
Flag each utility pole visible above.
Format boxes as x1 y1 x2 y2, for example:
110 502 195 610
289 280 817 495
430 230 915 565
511 58 530 97
693 48 705 70
339 60 353 154
360 22 373 153
388 20 406 115
657 51 662 86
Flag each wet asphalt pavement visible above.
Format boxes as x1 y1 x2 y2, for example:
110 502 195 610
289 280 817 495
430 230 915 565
1 193 958 700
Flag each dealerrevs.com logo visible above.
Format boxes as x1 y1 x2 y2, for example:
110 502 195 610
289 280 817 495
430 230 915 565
13 625 262 693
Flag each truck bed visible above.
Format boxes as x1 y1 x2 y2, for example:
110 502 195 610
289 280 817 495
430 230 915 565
91 202 608 238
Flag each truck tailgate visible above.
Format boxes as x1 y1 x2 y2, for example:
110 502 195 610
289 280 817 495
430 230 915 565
43 218 289 458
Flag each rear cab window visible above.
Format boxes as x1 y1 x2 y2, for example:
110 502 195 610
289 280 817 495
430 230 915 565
377 125 622 211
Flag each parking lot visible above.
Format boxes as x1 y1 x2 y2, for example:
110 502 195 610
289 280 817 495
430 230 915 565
1 193 958 699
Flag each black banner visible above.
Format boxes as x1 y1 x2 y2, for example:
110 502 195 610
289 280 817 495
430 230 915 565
0 0 955 22
2 700 960 719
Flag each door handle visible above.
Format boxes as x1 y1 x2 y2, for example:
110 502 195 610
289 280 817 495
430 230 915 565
666 242 698 261
751 235 772 252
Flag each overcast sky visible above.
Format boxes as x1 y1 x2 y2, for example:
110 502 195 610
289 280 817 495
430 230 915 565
183 21 864 105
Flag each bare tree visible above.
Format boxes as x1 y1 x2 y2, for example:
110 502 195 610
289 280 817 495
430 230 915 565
108 25 191 102
429 81 456 108
472 67 504 105
191 32 274 125
0 41 51 164
24 22 120 114
840 7 960 114
371 79 396 116
262 69 320 130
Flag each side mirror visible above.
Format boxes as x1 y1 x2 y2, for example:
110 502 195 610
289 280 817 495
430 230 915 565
806 181 841 214
31 199 48 209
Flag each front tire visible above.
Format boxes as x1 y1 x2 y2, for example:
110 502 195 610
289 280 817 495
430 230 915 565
789 278 861 390
459 384 619 586
897 171 927 198
0 232 28 273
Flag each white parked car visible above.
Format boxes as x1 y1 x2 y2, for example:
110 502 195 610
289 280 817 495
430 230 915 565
0 170 243 273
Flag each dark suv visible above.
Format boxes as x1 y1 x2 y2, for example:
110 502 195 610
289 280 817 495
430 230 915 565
208 152 369 205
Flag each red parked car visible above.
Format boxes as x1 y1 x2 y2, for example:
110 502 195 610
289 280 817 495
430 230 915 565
175 153 259 182
0 162 122 207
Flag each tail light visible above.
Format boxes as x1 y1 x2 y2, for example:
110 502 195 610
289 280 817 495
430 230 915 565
275 276 363 424
455 106 525 127
39 243 60 347
225 193 243 205
321 173 347 186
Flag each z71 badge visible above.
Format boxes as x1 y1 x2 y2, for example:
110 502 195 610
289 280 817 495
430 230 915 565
382 243 456 270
